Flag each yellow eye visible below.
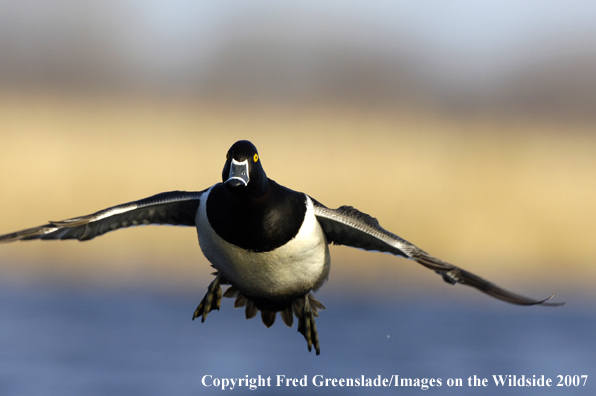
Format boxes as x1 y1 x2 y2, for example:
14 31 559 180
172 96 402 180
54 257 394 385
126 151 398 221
253 153 259 162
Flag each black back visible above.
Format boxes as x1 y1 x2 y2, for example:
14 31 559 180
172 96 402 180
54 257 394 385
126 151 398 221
206 179 307 252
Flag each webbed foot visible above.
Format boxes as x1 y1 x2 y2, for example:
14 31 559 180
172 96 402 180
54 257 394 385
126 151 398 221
294 293 325 355
192 274 223 322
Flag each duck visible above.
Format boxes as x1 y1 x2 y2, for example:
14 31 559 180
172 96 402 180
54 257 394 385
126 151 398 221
0 140 563 355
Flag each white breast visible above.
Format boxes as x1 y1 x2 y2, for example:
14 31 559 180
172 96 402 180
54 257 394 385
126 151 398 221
195 189 330 301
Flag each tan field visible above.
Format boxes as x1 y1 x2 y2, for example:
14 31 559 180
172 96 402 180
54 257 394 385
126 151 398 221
1 92 594 298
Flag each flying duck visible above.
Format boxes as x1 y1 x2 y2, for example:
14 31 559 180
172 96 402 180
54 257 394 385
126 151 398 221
0 140 563 355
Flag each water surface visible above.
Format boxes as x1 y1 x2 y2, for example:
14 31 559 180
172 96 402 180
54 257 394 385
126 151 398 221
0 280 593 396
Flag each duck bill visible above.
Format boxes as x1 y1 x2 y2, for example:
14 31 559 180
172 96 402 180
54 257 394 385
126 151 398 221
225 159 249 187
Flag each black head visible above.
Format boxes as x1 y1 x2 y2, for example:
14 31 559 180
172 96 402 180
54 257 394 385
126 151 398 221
222 140 268 197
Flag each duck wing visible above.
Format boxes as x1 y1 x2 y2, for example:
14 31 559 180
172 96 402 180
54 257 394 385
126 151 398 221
0 190 205 243
311 198 563 307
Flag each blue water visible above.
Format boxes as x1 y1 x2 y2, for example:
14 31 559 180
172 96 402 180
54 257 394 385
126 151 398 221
0 280 594 396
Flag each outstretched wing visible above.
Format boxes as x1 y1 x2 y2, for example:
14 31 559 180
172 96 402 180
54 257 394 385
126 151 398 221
0 190 205 243
311 198 563 307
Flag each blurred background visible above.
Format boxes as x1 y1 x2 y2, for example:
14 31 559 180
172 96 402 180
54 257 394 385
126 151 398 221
1 1 595 395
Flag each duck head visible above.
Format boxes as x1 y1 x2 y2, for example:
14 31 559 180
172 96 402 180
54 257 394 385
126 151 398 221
222 140 268 197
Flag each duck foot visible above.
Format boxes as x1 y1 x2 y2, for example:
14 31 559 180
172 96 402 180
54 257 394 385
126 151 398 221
294 293 325 355
192 273 223 322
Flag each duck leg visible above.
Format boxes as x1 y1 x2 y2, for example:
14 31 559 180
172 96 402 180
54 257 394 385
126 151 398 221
192 274 222 322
